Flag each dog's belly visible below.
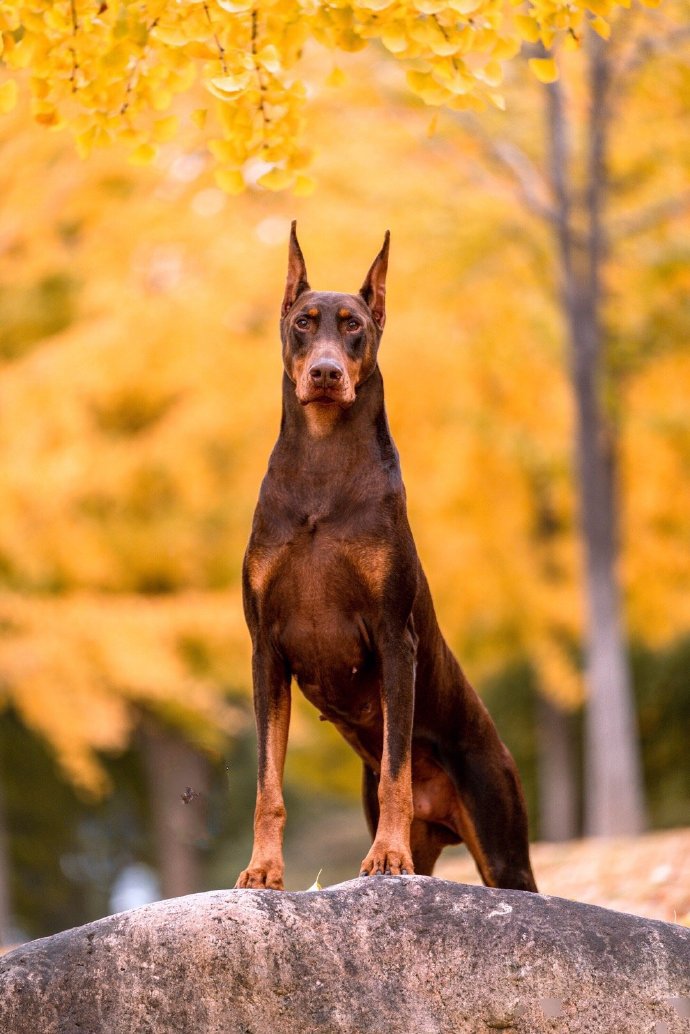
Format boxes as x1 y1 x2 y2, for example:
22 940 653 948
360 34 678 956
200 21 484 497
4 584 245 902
286 617 384 771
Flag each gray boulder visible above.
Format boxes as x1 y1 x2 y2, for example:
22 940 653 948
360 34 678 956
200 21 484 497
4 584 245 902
1 876 688 1033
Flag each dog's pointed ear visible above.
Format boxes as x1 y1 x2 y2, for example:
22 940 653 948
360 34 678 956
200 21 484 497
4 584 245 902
281 220 310 318
359 230 390 331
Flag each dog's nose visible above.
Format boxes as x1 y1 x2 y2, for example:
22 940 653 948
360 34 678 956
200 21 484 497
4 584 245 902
309 360 344 388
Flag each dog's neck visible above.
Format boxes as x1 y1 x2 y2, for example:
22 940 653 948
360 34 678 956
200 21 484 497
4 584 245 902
275 365 398 479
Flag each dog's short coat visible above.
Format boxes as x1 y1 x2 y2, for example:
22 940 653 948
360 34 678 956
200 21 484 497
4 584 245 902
236 225 537 891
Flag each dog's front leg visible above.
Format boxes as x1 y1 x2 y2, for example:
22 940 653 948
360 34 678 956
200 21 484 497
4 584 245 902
236 648 291 890
360 627 416 877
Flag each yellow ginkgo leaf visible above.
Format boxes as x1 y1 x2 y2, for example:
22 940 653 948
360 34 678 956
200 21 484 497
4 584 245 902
415 0 446 13
381 25 408 55
306 869 323 892
336 30 368 53
515 15 540 43
447 0 481 12
128 142 158 166
256 45 282 75
325 66 347 88
257 166 294 191
590 15 611 39
216 0 253 11
293 174 317 197
528 57 559 84
476 60 503 88
0 79 18 115
205 73 251 100
153 115 179 143
492 36 521 60
214 168 246 194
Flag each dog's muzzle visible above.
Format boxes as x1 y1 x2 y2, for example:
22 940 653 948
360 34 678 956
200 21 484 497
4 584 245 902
298 357 355 406
308 359 343 391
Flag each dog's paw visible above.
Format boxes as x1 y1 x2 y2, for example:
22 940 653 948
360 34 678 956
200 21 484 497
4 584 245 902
359 840 414 878
235 863 284 890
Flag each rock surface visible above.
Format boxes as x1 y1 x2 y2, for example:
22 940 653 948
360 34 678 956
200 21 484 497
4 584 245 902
1 877 688 1033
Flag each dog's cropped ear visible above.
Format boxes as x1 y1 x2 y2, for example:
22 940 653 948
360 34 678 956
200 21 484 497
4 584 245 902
359 230 390 332
281 221 310 318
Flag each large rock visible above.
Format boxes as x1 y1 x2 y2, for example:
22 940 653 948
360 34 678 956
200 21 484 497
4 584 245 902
1 877 688 1033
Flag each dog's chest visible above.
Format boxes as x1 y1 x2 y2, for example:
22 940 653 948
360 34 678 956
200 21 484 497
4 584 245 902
248 523 386 683
284 542 368 670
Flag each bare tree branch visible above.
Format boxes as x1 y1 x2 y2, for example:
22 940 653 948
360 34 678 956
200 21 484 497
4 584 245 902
611 191 690 241
616 24 690 79
450 112 557 225
489 139 557 224
543 72 576 292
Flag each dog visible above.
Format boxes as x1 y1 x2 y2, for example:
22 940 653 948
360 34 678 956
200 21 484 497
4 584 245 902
236 224 537 892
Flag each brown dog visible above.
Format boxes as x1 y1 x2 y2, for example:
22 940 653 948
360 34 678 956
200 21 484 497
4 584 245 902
236 224 537 892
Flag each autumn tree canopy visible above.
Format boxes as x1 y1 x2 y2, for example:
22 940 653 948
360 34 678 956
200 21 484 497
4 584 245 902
1 0 688 821
0 0 654 192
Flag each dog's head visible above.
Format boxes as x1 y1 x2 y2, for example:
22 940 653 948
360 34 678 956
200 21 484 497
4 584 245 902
279 222 389 409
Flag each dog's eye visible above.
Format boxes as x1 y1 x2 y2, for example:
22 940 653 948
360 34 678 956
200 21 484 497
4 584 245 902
346 319 361 332
295 317 310 330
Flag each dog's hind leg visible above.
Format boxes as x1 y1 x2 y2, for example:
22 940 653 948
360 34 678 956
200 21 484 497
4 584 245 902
409 820 451 876
362 763 379 840
448 741 538 892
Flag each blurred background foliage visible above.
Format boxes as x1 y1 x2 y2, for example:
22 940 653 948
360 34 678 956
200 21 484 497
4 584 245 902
0 1 689 939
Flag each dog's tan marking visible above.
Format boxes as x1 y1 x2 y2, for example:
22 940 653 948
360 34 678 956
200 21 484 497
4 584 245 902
343 541 391 596
307 307 319 317
290 353 305 386
302 402 343 438
345 355 363 389
361 340 375 377
246 546 287 594
360 641 415 877
453 794 495 887
338 307 351 319
236 699 291 889
360 764 414 876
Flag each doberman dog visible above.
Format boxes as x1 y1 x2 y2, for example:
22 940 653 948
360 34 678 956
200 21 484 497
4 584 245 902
236 224 537 892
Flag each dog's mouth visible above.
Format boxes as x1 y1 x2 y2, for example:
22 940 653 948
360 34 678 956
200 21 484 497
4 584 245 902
298 388 355 408
303 395 338 406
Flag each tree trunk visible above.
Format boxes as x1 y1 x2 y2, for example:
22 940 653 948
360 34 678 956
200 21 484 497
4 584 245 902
139 722 211 899
536 694 578 841
544 33 646 836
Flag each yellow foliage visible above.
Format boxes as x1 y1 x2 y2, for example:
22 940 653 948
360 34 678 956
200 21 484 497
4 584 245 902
0 1 689 779
0 77 17 113
0 593 248 794
528 56 559 83
621 352 690 641
0 0 637 187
